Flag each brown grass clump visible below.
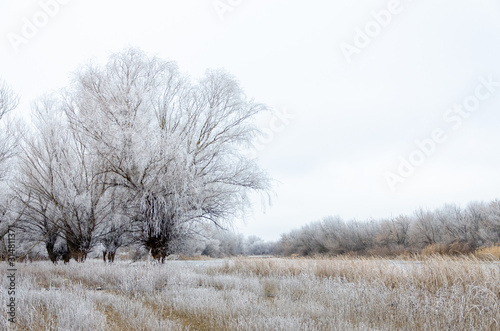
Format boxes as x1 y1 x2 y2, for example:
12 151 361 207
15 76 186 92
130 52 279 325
99 303 130 331
144 298 219 331
421 242 475 256
177 254 212 261
475 245 500 260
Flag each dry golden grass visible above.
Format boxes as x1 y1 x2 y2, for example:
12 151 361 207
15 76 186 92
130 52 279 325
99 301 129 331
421 242 475 256
475 245 500 260
145 298 221 331
215 255 500 293
177 254 213 261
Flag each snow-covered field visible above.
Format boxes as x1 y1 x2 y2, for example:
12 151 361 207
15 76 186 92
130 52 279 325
1 257 499 330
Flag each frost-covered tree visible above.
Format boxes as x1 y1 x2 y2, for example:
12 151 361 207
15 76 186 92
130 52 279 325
483 200 500 244
245 235 275 255
16 98 112 262
376 216 411 249
0 80 19 257
64 48 270 261
409 208 442 248
435 203 481 250
0 80 18 177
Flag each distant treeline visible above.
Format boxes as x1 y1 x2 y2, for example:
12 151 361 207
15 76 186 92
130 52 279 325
1 223 276 261
7 198 500 260
178 224 276 258
274 200 500 257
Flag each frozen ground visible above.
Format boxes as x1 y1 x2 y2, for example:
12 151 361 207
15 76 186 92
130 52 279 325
1 257 499 330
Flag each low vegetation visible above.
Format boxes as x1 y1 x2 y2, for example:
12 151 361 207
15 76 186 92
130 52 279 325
2 256 499 330
276 201 500 258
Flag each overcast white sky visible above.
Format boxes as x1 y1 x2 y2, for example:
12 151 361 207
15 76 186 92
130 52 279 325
2 0 500 241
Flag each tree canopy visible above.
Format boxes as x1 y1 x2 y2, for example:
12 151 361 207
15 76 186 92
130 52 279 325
12 48 271 262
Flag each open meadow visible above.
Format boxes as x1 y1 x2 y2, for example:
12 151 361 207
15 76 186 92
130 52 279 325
1 256 499 330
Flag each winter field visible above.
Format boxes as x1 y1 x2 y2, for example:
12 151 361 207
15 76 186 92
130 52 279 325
1 256 499 331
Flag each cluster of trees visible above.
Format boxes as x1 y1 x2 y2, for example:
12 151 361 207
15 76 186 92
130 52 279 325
179 224 275 258
276 201 500 257
0 48 270 263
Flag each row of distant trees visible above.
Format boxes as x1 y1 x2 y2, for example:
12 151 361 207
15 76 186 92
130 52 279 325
2 222 275 262
180 224 275 258
0 48 270 263
275 201 500 257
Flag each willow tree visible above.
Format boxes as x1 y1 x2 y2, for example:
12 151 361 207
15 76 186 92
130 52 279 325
64 48 270 261
17 98 112 262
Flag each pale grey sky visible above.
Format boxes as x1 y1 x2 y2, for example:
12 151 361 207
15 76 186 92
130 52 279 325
2 0 500 241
